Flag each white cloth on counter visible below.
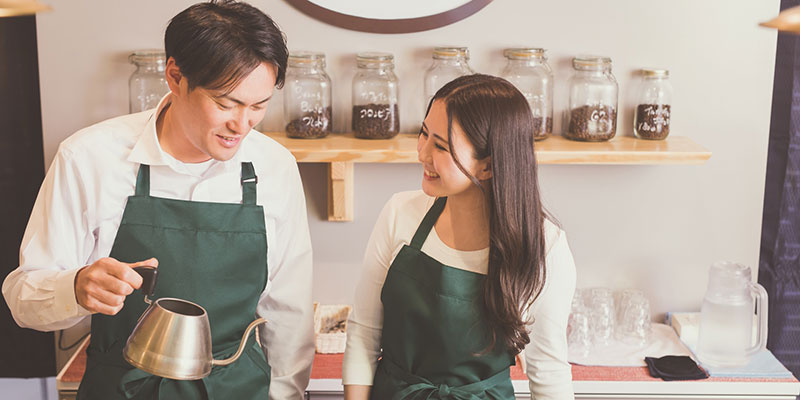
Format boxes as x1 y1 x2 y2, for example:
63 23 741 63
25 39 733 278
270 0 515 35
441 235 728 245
343 190 577 400
568 323 694 367
700 350 794 378
1 94 315 399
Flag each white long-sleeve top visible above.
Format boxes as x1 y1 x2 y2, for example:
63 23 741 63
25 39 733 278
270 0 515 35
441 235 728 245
343 190 576 399
2 95 314 399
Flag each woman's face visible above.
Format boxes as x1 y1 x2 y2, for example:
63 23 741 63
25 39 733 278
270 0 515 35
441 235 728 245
417 100 490 198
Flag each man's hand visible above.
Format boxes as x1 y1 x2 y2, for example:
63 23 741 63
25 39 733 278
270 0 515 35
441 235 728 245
74 257 158 315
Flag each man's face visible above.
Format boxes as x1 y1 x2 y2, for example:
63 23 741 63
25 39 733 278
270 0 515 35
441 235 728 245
169 62 277 162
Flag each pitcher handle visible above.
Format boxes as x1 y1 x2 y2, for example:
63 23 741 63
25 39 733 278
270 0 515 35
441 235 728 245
746 282 769 356
211 317 268 367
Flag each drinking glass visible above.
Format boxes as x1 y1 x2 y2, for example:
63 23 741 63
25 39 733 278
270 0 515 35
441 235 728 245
616 291 651 346
588 288 615 346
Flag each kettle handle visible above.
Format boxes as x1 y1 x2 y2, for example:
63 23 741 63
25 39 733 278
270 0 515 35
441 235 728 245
212 317 268 367
133 266 158 304
746 282 769 356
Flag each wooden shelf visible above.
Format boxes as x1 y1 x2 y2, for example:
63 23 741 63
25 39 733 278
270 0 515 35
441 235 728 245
261 132 711 221
262 132 711 165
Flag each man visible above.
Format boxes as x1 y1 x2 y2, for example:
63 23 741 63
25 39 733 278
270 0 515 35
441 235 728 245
2 1 314 398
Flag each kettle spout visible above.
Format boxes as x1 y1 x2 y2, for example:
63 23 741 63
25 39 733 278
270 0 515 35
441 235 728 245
211 317 268 367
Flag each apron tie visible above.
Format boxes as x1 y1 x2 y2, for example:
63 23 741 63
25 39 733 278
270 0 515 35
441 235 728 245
382 358 510 400
119 368 217 400
117 362 213 400
110 341 245 400
120 369 157 398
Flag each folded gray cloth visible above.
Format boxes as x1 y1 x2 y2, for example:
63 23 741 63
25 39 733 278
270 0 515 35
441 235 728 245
645 356 709 381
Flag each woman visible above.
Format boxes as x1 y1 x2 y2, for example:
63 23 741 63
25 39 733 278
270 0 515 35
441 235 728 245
342 74 577 399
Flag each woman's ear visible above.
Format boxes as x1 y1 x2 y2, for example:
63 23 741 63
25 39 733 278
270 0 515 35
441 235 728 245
476 157 492 181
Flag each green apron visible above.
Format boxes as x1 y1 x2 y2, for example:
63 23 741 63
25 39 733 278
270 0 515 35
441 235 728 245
371 197 516 400
77 163 270 400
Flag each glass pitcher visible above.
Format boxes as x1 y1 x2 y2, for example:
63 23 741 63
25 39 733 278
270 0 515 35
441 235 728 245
696 262 768 367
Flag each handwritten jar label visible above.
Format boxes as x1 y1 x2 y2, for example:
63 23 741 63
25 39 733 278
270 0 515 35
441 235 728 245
566 104 618 141
635 104 671 140
352 103 399 139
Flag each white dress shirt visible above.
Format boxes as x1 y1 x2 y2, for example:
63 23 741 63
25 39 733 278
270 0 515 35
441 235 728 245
2 95 315 399
342 190 576 400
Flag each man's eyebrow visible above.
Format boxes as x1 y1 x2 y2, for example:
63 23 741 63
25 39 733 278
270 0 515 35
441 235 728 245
215 94 272 106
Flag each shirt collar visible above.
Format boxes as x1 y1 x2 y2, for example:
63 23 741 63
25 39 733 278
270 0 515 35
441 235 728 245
127 93 175 168
127 93 248 176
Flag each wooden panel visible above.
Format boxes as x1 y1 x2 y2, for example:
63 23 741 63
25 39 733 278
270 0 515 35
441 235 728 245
327 162 353 222
262 133 711 165
0 14 55 378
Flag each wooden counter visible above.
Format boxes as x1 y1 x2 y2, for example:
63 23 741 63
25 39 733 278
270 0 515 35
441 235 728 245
57 337 799 400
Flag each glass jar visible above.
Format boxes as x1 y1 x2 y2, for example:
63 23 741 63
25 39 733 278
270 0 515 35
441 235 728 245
128 50 169 113
283 51 332 139
564 55 618 142
423 46 473 110
634 69 672 140
500 48 554 141
351 52 400 139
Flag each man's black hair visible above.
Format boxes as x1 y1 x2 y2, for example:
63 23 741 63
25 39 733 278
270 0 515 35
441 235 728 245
165 0 288 92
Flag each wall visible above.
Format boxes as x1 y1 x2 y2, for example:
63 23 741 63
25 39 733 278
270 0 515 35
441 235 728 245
35 0 778 369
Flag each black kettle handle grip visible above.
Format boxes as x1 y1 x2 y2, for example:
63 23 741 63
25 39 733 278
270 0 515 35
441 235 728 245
133 266 158 298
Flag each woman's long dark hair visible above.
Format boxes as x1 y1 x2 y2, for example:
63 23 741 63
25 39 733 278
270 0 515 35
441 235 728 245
429 74 548 354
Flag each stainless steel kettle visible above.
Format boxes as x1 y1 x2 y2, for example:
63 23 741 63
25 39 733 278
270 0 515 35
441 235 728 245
123 266 267 380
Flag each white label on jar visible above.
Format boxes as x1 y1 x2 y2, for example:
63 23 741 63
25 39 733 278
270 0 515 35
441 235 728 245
294 86 323 101
302 115 327 128
359 105 392 121
590 108 608 122
360 91 390 103
300 100 326 114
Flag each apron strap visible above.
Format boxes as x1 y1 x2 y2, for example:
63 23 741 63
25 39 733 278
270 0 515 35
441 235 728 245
241 162 258 205
136 163 258 203
135 164 150 197
409 197 447 250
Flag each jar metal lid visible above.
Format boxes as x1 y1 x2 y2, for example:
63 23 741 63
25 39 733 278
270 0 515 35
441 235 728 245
356 52 394 63
503 48 546 60
129 49 166 65
433 46 470 60
572 55 612 70
641 68 669 77
288 51 326 66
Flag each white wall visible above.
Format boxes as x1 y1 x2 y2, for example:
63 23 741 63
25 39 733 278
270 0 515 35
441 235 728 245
36 0 778 367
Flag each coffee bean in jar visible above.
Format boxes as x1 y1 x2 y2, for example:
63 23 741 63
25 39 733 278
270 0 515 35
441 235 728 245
532 117 553 141
566 105 617 141
634 104 670 140
352 103 400 139
285 106 332 139
566 55 618 142
634 68 672 140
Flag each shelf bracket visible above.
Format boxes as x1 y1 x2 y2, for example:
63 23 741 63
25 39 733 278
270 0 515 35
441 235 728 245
327 162 353 222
